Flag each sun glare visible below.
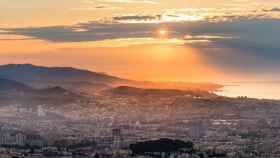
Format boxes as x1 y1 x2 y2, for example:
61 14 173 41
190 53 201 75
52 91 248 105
158 29 168 38
159 29 167 35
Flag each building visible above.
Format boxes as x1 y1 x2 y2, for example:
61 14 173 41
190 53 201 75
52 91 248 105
0 130 26 146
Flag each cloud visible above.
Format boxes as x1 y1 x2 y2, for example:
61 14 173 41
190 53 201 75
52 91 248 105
263 7 280 12
103 0 159 4
1 22 157 42
1 17 280 79
84 0 159 4
72 4 123 10
271 7 280 12
74 0 159 11
163 7 280 22
2 19 280 47
112 15 162 22
2 17 280 57
107 7 280 23
3 19 280 72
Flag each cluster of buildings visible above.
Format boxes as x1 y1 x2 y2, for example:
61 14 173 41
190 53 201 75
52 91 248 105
0 93 280 157
0 131 26 147
0 128 46 148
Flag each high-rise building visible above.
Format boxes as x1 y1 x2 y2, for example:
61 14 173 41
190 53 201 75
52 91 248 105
111 128 122 150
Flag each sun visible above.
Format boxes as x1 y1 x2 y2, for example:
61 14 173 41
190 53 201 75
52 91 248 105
158 29 169 38
159 29 167 36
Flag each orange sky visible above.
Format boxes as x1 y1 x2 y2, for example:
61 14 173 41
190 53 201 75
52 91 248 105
0 36 226 81
1 0 280 82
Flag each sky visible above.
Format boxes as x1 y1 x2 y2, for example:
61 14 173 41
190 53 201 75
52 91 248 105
0 0 280 82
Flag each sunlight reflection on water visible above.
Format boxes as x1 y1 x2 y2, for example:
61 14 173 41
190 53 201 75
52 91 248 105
216 82 280 100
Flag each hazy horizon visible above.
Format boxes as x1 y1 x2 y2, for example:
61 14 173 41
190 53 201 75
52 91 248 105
1 0 280 83
1 63 280 84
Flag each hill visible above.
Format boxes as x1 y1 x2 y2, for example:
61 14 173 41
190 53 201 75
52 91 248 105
0 78 33 92
0 64 126 91
0 64 222 93
110 86 217 98
0 78 84 106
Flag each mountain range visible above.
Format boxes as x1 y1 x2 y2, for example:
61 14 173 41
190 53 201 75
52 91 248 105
0 64 128 93
0 64 222 93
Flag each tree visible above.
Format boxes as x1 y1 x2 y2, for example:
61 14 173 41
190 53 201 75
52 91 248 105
129 138 193 158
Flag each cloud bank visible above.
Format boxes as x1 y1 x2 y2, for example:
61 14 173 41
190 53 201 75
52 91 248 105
1 16 280 79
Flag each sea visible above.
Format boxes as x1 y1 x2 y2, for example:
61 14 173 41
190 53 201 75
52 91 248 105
216 82 280 100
